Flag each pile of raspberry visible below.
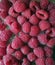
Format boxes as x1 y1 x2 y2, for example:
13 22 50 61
0 0 55 65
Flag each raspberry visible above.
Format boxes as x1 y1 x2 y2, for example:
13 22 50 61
30 26 40 37
28 37 38 48
0 60 4 65
39 20 50 31
29 1 40 12
44 46 53 57
14 1 26 13
40 0 49 9
38 34 48 45
22 58 30 65
17 15 26 25
19 31 30 43
34 47 44 58
45 58 54 65
14 50 23 60
36 10 48 20
6 44 15 55
29 14 39 25
22 9 31 19
22 22 31 33
11 36 23 49
27 52 36 62
21 45 30 55
35 58 45 65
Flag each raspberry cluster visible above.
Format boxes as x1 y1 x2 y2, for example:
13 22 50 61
0 0 55 65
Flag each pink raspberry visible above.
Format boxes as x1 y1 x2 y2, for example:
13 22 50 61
35 58 45 65
6 44 15 55
36 10 48 20
40 0 49 9
37 34 48 45
11 36 23 49
30 26 40 37
0 60 4 65
21 45 30 55
33 47 44 58
45 58 54 65
14 50 23 60
22 58 30 65
22 9 31 19
22 22 31 33
44 46 53 57
29 1 40 12
19 31 30 43
0 47 6 56
17 15 26 25
39 20 50 31
29 14 39 25
14 1 26 13
28 37 38 48
27 52 36 62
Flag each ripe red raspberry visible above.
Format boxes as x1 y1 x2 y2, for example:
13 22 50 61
0 29 12 41
14 1 26 13
8 6 18 17
39 20 50 31
22 58 30 65
45 58 54 65
27 52 36 62
10 22 21 34
47 38 55 48
40 0 49 9
28 37 38 48
6 44 15 55
0 60 4 65
44 46 53 57
0 47 6 56
22 22 31 33
19 31 30 43
30 26 40 37
29 1 40 12
21 45 30 55
14 50 23 60
37 34 48 45
34 47 44 58
17 15 26 25
29 14 39 25
36 10 48 20
22 9 31 19
35 58 45 65
11 36 23 49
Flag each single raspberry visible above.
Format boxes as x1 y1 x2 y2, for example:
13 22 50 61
21 45 30 55
37 33 48 45
6 44 15 55
29 1 40 12
36 10 48 20
0 60 4 65
44 46 53 57
40 0 49 9
27 52 36 62
30 26 40 37
14 1 26 13
34 47 44 58
19 31 30 43
28 37 38 48
22 22 31 33
14 50 23 60
29 14 39 25
11 36 23 49
22 58 30 65
17 15 26 25
22 9 31 19
45 58 54 65
35 58 45 65
39 20 50 31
